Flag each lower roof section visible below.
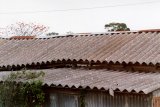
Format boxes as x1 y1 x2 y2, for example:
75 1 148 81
0 68 160 94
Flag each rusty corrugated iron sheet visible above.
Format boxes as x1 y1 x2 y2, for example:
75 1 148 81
153 97 160 107
1 68 160 94
0 32 160 66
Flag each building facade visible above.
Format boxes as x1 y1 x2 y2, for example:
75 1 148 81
0 31 160 107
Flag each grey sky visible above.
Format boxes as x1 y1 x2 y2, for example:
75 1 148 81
0 0 160 34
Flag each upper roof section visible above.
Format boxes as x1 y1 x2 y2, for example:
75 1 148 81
0 31 160 67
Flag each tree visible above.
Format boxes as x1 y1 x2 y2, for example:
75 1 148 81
1 22 49 37
105 22 130 32
0 70 45 107
66 31 74 35
46 32 59 36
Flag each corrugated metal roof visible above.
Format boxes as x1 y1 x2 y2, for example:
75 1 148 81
0 68 160 94
0 32 160 67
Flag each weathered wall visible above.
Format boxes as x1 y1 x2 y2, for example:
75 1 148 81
46 93 78 107
45 88 152 107
85 92 152 107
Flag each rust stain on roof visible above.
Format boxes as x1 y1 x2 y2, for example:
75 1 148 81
0 32 159 66
10 36 35 39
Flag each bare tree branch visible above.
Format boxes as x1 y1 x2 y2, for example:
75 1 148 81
1 22 49 37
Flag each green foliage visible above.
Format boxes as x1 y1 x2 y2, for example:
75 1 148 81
47 32 59 36
80 90 86 107
105 22 130 31
23 81 45 107
0 71 45 107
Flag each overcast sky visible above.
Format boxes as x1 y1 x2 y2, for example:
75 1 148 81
0 0 160 34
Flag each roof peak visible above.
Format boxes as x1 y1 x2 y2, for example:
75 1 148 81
0 30 159 40
138 29 160 32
